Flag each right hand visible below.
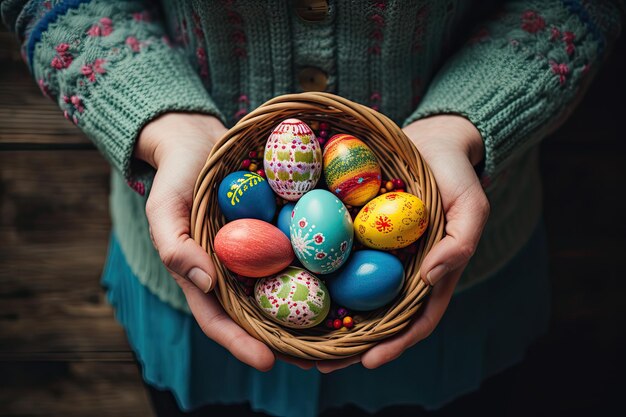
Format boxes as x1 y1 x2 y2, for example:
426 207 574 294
135 112 307 372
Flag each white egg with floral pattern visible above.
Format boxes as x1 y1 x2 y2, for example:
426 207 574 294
254 267 330 329
290 189 353 274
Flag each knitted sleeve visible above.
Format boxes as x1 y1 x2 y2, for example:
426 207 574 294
403 0 623 186
1 0 224 194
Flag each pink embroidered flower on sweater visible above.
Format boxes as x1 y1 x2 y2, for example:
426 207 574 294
550 61 569 85
81 59 107 82
368 2 385 56
133 11 151 22
550 27 561 41
38 79 51 97
70 95 84 113
234 108 248 120
563 31 576 55
56 43 70 53
51 43 73 69
87 17 113 37
126 36 141 52
196 47 209 78
50 56 64 69
127 180 146 196
521 10 545 33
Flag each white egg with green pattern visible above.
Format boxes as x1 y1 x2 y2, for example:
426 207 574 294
254 267 330 329
263 118 322 201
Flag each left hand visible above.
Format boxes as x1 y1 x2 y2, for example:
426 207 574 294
317 114 490 373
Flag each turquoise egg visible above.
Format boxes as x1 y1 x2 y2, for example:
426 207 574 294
327 250 404 311
276 203 295 237
290 190 353 274
217 171 276 222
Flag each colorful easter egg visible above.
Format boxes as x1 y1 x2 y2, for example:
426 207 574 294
264 118 322 201
290 190 353 274
214 219 294 277
254 267 330 329
327 250 405 311
276 203 296 237
217 171 276 222
323 134 381 206
354 192 428 250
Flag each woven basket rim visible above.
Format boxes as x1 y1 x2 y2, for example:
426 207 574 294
191 92 445 360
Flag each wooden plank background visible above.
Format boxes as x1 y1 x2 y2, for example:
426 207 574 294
0 29 153 416
1 25 625 417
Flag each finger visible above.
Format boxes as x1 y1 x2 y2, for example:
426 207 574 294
177 277 275 372
146 174 217 293
316 355 362 374
421 183 489 286
361 269 461 369
275 353 315 370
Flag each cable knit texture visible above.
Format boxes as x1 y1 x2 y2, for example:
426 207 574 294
2 0 623 312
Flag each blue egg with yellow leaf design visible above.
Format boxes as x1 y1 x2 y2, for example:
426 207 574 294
217 171 276 222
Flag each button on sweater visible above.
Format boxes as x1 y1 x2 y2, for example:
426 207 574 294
2 0 623 312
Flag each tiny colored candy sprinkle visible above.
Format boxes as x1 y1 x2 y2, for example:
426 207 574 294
248 163 258 172
343 316 354 328
256 169 266 178
337 307 348 318
249 150 258 158
333 319 342 329
392 178 405 189
385 181 394 191
241 159 251 169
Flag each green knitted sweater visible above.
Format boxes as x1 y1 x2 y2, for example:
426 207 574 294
2 0 623 312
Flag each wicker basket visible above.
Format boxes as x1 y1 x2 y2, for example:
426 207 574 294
191 92 444 360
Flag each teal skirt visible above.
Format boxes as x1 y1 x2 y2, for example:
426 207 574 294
102 221 550 417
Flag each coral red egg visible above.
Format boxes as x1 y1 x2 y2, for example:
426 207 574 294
214 219 294 277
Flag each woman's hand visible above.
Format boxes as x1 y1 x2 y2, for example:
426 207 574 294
134 113 279 372
317 114 490 373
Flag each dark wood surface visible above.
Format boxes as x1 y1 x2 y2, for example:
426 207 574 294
1 23 625 417
0 30 153 416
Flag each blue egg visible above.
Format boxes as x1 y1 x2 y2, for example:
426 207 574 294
327 250 405 311
290 189 353 274
217 171 276 222
276 203 295 237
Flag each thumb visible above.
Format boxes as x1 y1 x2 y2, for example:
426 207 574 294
420 183 489 286
145 170 217 293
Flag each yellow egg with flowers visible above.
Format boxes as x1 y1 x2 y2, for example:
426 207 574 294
354 192 428 250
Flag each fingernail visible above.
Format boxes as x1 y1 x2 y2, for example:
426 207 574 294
426 264 448 286
187 267 212 293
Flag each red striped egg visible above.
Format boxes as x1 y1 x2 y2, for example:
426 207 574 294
323 134 381 206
